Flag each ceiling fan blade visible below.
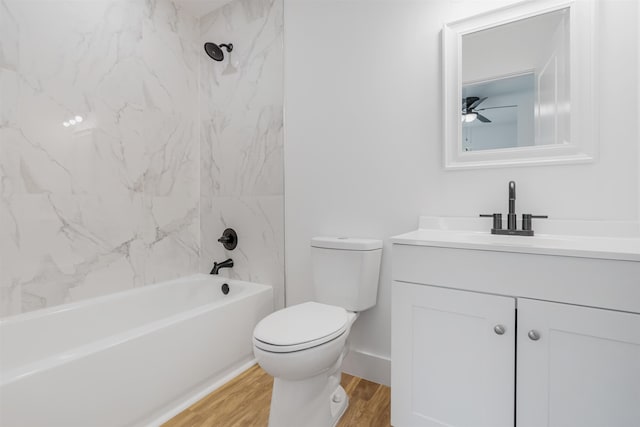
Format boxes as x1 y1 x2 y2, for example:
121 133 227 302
477 105 517 111
476 113 491 123
464 97 479 110
468 97 487 110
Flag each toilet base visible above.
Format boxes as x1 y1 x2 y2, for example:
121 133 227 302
268 370 348 427
330 385 349 427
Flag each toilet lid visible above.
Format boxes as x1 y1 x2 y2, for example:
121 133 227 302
253 302 348 352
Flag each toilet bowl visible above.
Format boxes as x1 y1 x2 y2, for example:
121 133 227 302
252 237 383 427
253 302 358 427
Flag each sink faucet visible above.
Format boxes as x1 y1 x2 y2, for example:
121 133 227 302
508 180 517 231
210 258 234 275
480 181 547 236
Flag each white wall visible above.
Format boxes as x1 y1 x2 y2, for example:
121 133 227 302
284 0 639 384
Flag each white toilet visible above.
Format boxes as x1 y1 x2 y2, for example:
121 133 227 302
252 237 383 427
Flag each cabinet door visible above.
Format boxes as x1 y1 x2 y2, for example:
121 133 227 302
517 299 640 427
391 282 515 427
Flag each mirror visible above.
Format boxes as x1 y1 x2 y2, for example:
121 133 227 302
462 72 536 152
443 0 596 169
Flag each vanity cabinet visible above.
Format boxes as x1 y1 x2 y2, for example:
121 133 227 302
391 242 640 427
392 283 515 427
516 298 640 427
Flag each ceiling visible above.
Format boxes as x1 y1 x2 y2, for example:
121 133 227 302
463 73 534 99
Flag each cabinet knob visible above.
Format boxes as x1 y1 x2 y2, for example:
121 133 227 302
493 325 506 335
528 330 541 341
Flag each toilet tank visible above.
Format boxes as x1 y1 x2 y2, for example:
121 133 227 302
310 237 383 312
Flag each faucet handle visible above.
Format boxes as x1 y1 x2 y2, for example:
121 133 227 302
480 213 503 230
217 228 238 250
522 214 548 231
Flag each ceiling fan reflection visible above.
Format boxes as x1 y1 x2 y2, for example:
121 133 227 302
462 96 516 123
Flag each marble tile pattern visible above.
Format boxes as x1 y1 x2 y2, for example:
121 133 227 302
199 0 285 309
0 0 285 318
0 0 201 316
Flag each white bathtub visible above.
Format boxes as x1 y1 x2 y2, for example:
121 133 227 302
0 274 273 427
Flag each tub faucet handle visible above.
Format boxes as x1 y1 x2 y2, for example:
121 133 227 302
217 228 238 250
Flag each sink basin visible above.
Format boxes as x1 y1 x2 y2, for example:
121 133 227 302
391 218 640 262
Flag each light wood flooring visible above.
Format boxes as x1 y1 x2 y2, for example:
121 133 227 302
163 364 390 427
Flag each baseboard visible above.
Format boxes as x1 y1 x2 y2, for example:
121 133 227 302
342 348 390 387
144 357 257 426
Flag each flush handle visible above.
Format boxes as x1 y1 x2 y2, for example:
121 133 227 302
493 325 506 335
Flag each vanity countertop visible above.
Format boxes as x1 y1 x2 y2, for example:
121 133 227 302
391 217 640 262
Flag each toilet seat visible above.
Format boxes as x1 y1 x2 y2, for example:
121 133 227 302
253 302 349 353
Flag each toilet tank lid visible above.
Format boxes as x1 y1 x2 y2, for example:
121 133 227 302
311 236 383 251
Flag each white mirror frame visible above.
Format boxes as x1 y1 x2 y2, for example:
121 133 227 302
443 0 597 170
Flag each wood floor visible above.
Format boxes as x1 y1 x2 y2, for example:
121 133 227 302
163 364 390 427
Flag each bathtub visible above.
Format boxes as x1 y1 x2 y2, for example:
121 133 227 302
0 274 273 427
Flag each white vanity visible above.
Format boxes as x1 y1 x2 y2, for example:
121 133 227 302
390 217 640 427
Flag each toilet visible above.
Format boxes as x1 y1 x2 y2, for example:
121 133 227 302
252 237 383 427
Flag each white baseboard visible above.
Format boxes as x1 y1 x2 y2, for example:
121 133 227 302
342 348 390 387
144 357 257 426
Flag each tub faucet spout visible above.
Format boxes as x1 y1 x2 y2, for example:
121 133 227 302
210 258 234 275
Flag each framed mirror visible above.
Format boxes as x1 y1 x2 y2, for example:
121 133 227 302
443 0 597 169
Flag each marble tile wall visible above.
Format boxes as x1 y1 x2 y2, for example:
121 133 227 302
0 0 201 316
0 0 285 318
199 0 285 310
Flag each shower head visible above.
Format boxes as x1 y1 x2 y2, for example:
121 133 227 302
204 42 233 61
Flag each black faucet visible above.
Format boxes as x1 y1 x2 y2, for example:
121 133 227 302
210 258 234 275
508 180 517 231
480 181 547 236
